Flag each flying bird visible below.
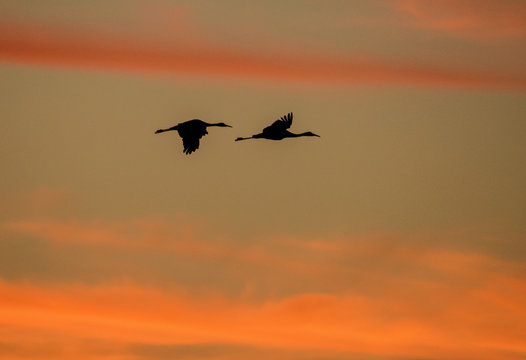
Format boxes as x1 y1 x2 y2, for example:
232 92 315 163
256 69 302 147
235 112 319 142
155 119 231 154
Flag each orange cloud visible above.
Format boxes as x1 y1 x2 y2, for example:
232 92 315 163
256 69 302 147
397 0 526 39
2 217 526 359
1 22 525 90
3 215 526 358
1 260 525 360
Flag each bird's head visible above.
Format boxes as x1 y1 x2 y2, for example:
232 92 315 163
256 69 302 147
304 131 320 137
216 122 232 127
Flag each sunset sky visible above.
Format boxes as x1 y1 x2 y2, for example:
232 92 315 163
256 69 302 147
1 1 526 359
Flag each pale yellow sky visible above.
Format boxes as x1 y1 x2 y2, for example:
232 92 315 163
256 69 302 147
2 64 525 239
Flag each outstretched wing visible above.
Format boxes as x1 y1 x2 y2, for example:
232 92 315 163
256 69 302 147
262 112 293 134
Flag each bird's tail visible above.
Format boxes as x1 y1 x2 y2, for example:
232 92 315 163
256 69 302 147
235 136 251 141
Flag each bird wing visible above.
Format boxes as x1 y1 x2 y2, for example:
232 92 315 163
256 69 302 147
178 121 209 154
182 135 202 154
176 120 209 155
262 112 293 134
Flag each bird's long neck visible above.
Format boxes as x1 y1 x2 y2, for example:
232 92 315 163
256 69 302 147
236 133 265 141
155 125 178 134
288 132 309 137
207 123 224 127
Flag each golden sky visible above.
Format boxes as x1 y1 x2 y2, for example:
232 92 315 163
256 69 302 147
1 1 526 359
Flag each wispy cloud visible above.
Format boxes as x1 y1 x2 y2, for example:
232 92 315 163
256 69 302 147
3 218 332 279
5 218 526 287
396 0 526 39
1 21 525 90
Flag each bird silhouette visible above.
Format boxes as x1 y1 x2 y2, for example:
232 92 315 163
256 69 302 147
235 112 319 142
155 119 231 154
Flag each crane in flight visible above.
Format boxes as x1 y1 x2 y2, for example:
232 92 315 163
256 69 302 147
155 119 231 154
235 112 319 142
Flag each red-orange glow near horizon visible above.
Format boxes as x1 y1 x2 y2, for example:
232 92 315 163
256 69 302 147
1 22 525 90
2 217 526 359
1 273 525 360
